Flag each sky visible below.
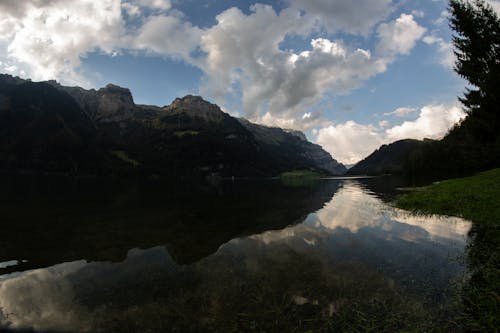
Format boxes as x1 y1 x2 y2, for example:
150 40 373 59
1 0 499 164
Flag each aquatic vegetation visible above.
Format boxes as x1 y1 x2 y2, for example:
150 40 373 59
396 168 500 331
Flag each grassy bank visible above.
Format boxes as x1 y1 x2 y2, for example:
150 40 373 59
397 168 500 223
279 170 320 187
396 168 500 331
280 169 320 178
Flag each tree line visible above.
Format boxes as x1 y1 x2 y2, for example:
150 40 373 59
407 0 500 179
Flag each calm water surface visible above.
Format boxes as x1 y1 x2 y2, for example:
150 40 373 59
0 176 471 332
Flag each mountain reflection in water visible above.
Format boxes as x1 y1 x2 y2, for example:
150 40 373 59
0 177 471 332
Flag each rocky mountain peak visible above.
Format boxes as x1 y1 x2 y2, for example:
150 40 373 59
285 129 307 141
0 74 27 86
99 84 134 105
163 95 226 123
170 95 218 111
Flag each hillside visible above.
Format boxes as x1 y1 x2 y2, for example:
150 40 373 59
238 119 346 175
347 139 429 176
0 77 111 173
0 74 345 177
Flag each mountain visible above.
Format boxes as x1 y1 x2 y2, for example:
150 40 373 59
346 139 430 176
0 77 111 173
237 119 346 175
0 74 345 177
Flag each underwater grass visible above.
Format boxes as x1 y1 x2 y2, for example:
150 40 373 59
92 253 460 333
396 168 500 332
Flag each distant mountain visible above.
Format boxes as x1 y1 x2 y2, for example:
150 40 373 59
0 74 345 177
346 139 430 176
237 119 346 175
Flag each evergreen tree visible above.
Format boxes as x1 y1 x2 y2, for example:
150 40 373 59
406 1 500 179
450 0 500 115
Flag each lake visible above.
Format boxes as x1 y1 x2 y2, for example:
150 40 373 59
0 175 471 332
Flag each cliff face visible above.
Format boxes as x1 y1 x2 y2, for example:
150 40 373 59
95 84 136 123
158 95 249 138
162 95 226 123
297 141 346 175
1 74 345 177
238 119 346 175
49 82 137 123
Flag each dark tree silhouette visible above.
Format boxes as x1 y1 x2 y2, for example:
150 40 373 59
447 4 500 332
447 0 500 161
404 1 500 179
450 0 500 115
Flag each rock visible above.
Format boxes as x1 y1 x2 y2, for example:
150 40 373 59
162 95 227 123
95 84 135 122
47 81 135 123
297 141 346 175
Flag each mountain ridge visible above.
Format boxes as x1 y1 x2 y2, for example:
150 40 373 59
0 74 346 177
346 139 431 176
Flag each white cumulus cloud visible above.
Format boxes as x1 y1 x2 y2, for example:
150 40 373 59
376 14 426 56
200 8 425 129
199 4 316 114
0 0 125 85
122 0 172 17
423 34 455 68
316 121 384 164
133 0 171 11
385 104 465 141
134 14 202 61
315 104 466 164
258 110 329 131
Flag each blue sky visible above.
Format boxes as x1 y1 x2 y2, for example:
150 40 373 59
1 0 498 163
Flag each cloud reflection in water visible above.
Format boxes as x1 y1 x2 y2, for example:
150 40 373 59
0 181 472 332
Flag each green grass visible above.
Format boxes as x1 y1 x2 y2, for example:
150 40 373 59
174 130 200 138
110 150 141 167
396 168 500 331
396 168 500 224
280 170 320 179
280 170 320 187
